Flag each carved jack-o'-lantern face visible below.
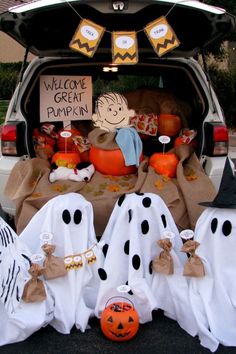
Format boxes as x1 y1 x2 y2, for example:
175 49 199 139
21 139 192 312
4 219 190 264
100 302 139 341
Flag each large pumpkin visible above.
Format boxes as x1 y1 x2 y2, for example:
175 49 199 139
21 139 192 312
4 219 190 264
149 152 179 178
100 301 139 342
158 114 182 137
89 145 140 176
51 151 81 169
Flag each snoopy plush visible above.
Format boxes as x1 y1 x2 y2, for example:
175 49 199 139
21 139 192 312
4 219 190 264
49 161 95 183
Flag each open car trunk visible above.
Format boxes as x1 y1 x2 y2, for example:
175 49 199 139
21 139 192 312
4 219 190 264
19 57 207 159
0 0 235 58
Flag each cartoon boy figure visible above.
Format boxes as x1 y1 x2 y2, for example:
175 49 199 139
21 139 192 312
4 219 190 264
92 92 135 132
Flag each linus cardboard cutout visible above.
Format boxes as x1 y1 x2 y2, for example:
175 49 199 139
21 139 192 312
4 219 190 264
91 92 142 167
92 92 135 132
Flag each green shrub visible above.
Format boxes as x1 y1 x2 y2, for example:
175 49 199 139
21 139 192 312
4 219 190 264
208 64 236 128
0 62 28 100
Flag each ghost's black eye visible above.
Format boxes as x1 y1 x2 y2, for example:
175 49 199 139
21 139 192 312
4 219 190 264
211 218 218 233
222 220 232 237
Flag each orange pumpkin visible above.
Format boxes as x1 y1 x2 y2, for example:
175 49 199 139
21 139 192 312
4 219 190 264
149 152 179 178
89 145 141 176
57 128 81 151
158 114 182 137
51 151 81 169
100 301 139 342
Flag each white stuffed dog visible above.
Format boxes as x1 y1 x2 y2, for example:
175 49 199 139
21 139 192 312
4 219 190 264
49 162 95 183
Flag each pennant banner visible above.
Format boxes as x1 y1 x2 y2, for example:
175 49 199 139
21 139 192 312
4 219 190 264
70 19 105 58
144 16 180 57
112 31 138 65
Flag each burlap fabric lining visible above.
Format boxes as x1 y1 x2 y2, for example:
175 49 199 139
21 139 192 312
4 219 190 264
5 143 216 236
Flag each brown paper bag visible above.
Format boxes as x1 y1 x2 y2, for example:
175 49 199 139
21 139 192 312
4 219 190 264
181 240 205 277
42 244 67 280
22 263 46 303
152 238 174 275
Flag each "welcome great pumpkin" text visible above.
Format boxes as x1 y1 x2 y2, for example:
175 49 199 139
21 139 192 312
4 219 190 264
40 75 92 122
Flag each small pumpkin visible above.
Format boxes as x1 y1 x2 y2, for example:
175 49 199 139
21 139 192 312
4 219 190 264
149 152 179 178
51 151 81 169
100 301 139 342
89 145 140 176
158 114 182 137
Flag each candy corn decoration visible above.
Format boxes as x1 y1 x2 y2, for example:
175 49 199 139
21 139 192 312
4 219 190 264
144 16 180 57
70 19 105 57
112 31 138 65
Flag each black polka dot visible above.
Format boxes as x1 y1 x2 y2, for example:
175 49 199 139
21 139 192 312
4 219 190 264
124 240 130 255
118 194 126 206
74 209 82 224
102 244 109 257
132 254 141 270
98 268 107 280
62 209 71 224
135 192 144 196
161 214 167 228
142 197 151 208
222 220 232 236
128 209 133 223
149 261 153 274
211 218 218 233
141 220 149 234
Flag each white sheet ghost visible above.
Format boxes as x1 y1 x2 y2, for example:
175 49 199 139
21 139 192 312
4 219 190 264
0 217 54 346
188 157 236 352
95 192 197 337
19 193 104 335
188 207 236 352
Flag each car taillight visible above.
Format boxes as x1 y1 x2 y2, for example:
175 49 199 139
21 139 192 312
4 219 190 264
204 122 228 156
1 122 26 156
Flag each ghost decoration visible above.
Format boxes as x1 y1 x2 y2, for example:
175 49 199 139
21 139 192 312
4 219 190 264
92 92 135 132
95 192 198 337
188 157 236 352
18 193 104 335
0 217 54 346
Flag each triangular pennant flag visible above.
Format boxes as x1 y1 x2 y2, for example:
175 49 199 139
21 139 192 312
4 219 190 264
70 19 105 58
144 16 180 57
112 31 138 65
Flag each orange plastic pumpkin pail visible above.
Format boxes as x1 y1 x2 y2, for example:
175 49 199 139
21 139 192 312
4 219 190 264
149 152 179 178
158 114 182 137
51 151 81 168
100 297 139 342
89 146 139 176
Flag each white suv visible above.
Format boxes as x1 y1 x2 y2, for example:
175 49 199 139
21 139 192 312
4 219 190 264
0 0 235 221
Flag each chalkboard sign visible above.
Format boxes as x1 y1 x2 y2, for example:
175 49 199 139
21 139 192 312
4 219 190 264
40 75 92 122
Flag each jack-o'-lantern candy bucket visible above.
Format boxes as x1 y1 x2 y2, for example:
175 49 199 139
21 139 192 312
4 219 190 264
100 297 139 342
89 145 139 176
